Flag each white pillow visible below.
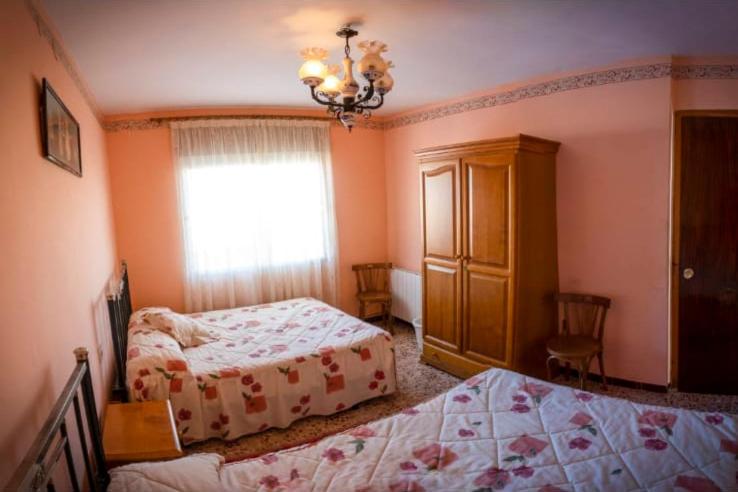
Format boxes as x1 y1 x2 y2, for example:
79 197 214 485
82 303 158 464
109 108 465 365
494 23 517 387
138 308 216 347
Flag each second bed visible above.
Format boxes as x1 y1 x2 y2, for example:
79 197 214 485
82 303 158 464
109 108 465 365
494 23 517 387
124 297 397 444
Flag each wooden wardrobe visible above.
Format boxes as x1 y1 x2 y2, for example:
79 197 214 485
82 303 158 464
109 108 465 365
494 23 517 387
417 135 560 379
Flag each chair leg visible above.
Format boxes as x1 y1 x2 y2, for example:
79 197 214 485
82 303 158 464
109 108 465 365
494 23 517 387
386 301 394 334
546 356 558 381
597 352 608 391
358 302 366 320
578 358 591 391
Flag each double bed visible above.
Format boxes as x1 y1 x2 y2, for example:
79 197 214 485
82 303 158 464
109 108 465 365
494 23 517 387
108 262 397 444
109 367 738 491
125 297 396 444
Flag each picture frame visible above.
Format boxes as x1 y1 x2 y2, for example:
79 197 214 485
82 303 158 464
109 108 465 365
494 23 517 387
40 78 82 177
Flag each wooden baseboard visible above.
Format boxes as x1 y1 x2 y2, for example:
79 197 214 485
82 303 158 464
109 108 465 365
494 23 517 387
559 368 668 393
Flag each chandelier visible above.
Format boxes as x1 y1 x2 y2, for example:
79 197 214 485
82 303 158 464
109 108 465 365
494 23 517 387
298 25 393 131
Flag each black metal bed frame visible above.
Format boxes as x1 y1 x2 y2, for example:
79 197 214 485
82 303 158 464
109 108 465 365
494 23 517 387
7 348 109 491
106 261 132 403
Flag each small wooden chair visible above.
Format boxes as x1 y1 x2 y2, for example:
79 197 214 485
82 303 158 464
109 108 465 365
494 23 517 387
546 293 611 390
352 263 393 334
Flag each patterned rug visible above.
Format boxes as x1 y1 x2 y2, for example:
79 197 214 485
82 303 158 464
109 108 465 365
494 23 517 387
186 321 738 461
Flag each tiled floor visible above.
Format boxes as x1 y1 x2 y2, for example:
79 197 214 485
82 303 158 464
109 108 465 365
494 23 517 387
188 321 737 461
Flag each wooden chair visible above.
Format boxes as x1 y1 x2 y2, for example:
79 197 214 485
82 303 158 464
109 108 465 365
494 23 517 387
352 263 393 334
546 293 611 390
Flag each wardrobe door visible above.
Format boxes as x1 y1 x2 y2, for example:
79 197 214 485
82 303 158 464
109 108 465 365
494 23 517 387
462 154 515 367
421 160 462 352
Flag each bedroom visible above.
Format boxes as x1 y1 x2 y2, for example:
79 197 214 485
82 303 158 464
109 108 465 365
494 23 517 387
1 0 738 490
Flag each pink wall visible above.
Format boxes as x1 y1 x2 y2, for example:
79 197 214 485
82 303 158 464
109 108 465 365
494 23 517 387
0 1 117 487
385 77 675 385
384 70 738 386
106 112 387 316
672 79 738 110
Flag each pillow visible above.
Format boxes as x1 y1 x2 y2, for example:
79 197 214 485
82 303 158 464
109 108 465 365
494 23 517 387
138 308 217 348
128 306 173 328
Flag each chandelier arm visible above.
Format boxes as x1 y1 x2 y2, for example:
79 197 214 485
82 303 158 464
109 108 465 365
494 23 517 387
310 86 339 107
353 80 377 107
356 94 384 110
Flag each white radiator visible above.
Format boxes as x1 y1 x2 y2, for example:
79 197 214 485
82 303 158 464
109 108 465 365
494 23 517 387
390 268 421 323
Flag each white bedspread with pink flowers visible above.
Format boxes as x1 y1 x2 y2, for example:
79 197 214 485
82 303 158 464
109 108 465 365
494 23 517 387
110 367 737 491
125 297 396 444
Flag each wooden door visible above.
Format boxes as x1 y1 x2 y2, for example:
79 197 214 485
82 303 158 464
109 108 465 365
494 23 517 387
421 161 462 352
461 154 515 367
676 114 738 394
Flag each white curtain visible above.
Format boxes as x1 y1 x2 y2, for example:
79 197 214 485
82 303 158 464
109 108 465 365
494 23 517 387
171 119 338 313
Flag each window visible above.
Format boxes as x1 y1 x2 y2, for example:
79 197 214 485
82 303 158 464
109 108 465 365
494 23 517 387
181 160 330 274
172 119 337 312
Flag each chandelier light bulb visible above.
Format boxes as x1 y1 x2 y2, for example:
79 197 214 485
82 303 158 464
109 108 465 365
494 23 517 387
319 73 342 99
298 47 329 87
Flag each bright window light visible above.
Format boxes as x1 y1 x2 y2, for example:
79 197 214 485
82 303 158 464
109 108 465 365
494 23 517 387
180 159 330 274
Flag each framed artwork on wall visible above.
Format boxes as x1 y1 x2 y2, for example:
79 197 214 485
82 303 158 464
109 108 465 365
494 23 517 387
40 78 82 177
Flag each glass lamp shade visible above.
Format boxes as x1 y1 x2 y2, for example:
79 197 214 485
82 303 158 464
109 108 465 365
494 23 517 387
357 53 387 82
298 59 327 87
357 40 388 82
376 71 394 95
318 74 342 98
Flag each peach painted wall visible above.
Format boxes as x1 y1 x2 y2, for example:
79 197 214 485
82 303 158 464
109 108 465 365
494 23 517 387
384 76 676 385
106 113 387 316
0 1 117 487
672 79 738 110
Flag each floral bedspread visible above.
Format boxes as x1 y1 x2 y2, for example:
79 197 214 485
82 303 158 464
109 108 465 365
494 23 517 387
110 367 737 491
125 297 396 444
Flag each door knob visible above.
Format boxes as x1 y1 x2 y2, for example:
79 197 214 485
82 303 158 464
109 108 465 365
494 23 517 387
682 268 694 280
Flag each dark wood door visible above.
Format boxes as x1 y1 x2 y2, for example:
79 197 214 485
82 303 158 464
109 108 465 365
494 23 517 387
678 115 738 394
421 161 462 352
461 155 514 367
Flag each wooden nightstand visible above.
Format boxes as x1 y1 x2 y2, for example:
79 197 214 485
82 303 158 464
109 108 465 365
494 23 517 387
103 400 183 465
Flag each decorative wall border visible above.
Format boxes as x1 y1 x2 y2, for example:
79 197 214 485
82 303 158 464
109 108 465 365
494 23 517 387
103 62 737 133
25 0 103 123
382 63 738 130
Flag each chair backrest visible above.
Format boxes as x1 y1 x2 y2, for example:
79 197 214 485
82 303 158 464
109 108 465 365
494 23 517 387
352 263 393 294
555 293 611 341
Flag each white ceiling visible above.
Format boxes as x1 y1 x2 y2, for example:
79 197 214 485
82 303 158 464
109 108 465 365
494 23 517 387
42 0 738 116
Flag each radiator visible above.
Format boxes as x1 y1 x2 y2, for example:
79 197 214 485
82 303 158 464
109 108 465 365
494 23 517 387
390 268 421 323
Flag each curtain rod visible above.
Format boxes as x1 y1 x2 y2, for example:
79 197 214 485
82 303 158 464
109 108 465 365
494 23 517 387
103 113 385 132
150 114 336 124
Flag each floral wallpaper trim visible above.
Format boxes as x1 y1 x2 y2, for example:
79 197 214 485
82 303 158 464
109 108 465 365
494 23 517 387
382 63 738 130
102 62 738 133
25 0 103 123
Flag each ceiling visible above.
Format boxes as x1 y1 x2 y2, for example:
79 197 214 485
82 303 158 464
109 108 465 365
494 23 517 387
42 0 738 116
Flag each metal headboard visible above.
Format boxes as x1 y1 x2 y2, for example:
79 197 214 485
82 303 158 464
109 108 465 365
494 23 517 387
7 348 109 491
107 261 132 402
